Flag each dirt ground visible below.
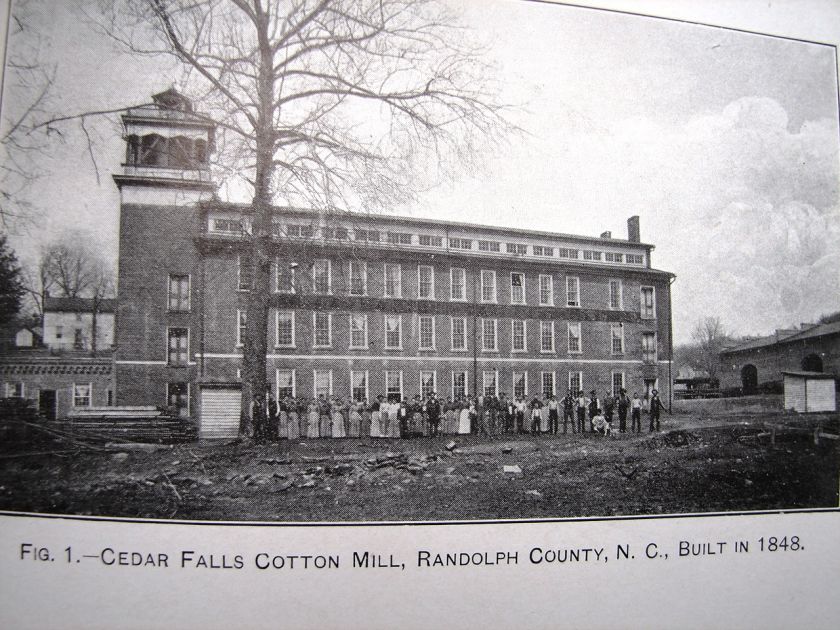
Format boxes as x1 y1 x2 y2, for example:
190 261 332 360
1 410 838 521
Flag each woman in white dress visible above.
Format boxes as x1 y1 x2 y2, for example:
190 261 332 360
349 401 362 438
287 399 300 440
387 401 402 438
369 396 384 438
331 399 346 438
458 399 472 434
307 400 320 438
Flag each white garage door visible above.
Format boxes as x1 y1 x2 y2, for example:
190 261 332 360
199 387 241 439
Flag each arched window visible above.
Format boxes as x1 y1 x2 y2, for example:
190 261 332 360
169 135 194 169
741 364 758 394
139 134 168 167
801 354 823 373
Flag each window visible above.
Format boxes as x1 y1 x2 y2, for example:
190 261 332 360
314 370 333 398
566 276 580 307
481 318 497 351
583 250 602 261
627 253 644 265
349 261 367 296
419 315 435 350
540 321 555 352
55 326 63 340
558 248 579 259
449 237 472 250
236 311 246 347
513 371 527 398
385 370 403 402
420 371 436 398
510 272 525 304
5 382 24 398
351 371 368 402
605 252 623 263
277 369 296 398
541 372 556 398
313 312 331 347
609 279 622 309
73 383 92 408
168 327 189 365
276 311 295 347
285 224 314 238
418 265 434 299
569 372 582 395
450 268 466 301
478 240 500 252
107 390 113 406
511 320 526 352
211 218 241 234
238 254 252 291
384 264 402 298
419 234 442 247
452 371 467 400
482 371 498 396
611 323 624 354
387 231 412 245
168 274 190 311
506 243 528 255
74 329 84 350
642 332 657 363
481 270 496 303
385 314 402 349
355 229 379 242
641 286 656 319
275 261 295 293
533 245 554 257
313 259 331 294
539 275 554 306
349 314 368 349
167 383 190 417
322 226 348 240
612 371 625 396
567 322 581 353
451 317 467 351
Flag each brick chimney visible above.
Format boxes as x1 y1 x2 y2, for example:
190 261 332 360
627 216 640 243
600 231 612 239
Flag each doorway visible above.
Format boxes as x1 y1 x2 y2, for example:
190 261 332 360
39 390 56 421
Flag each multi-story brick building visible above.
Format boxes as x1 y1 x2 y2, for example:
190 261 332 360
113 90 674 437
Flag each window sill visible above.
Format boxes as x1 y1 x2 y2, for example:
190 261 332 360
274 345 296 349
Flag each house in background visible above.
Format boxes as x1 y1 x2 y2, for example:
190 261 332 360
42 296 116 353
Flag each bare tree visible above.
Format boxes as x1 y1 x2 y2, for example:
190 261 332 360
690 316 731 382
97 0 513 437
23 230 116 353
0 0 56 230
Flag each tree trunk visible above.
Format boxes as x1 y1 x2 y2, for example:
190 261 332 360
91 298 98 357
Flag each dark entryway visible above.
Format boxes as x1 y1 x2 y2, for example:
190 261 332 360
39 390 56 421
801 354 823 373
741 365 758 394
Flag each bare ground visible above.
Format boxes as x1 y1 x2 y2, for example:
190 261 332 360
0 410 838 521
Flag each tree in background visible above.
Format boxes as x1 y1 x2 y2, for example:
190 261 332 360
688 316 732 383
97 0 513 437
0 235 25 325
0 0 56 231
22 231 116 354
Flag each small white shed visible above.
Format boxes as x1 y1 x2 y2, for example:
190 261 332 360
198 383 242 439
783 371 837 413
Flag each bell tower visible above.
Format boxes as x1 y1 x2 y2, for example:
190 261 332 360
113 87 216 204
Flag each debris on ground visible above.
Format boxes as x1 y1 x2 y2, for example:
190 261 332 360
503 465 522 474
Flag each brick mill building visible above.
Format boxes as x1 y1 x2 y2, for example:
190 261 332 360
113 90 675 437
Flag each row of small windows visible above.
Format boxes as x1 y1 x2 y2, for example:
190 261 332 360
274 369 634 402
126 134 208 168
5 382 94 407
165 318 657 366
207 218 646 265
234 262 657 316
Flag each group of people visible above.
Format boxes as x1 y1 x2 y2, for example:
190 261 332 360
250 388 666 442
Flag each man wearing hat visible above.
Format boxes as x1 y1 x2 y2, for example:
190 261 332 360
587 390 600 430
617 388 630 433
426 392 441 437
649 389 664 432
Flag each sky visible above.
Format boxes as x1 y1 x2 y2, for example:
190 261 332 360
1 0 839 344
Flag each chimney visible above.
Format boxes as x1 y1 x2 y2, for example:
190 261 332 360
600 231 612 239
627 216 640 243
